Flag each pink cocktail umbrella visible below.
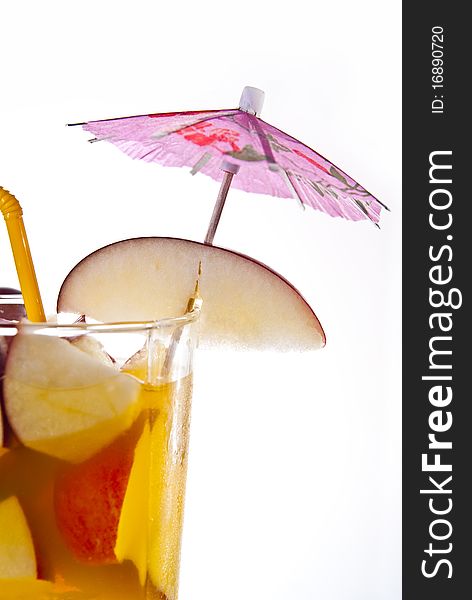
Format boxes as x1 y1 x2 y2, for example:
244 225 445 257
70 87 388 243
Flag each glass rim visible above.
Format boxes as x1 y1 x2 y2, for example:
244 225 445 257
0 306 201 336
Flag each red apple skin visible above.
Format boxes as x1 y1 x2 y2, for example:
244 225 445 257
54 423 140 564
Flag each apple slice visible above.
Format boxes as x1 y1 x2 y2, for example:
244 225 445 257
3 332 141 463
57 237 325 351
54 421 142 564
114 420 151 585
115 378 191 599
0 495 36 579
70 335 114 366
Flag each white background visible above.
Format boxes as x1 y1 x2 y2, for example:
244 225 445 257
0 2 401 599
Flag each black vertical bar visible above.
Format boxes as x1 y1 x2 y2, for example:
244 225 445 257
403 3 469 599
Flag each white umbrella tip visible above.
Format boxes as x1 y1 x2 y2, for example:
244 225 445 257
239 86 265 116
221 159 240 174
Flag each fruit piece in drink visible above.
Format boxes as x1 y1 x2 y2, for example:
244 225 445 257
114 419 151 584
54 418 143 564
70 335 114 366
3 332 141 463
115 377 192 599
0 495 36 579
0 441 148 598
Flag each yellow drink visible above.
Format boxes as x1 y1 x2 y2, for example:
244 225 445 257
1 361 193 600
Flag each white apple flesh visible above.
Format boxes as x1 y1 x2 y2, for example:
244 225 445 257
57 237 325 351
3 332 141 463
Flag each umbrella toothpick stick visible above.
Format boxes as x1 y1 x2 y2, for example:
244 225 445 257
204 161 240 245
204 88 265 245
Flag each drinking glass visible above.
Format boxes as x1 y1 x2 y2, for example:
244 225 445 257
0 308 200 600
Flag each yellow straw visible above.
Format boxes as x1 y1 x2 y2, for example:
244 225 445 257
0 186 45 322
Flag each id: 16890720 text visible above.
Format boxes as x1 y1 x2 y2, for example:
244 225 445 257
431 26 445 114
